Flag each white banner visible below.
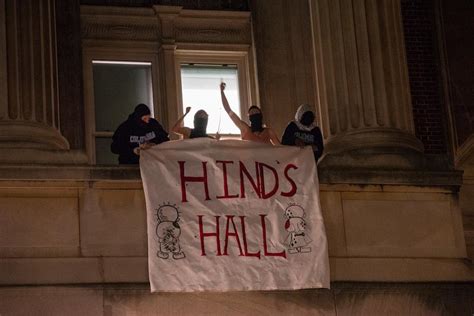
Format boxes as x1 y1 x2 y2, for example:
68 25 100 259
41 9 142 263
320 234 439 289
141 139 330 292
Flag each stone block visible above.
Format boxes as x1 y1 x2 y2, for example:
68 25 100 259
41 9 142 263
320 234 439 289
334 283 474 316
341 192 461 257
103 257 148 283
330 257 474 282
0 287 103 316
320 191 347 256
104 286 336 316
0 258 101 284
0 196 80 257
80 189 147 256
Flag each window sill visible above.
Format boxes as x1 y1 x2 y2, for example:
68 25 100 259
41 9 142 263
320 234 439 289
0 164 463 188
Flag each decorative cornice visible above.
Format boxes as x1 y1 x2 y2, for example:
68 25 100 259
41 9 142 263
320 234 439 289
82 21 160 41
80 5 251 45
175 25 251 44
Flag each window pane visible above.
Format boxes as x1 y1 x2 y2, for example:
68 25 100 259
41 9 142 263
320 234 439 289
95 137 117 165
93 61 153 132
180 64 241 134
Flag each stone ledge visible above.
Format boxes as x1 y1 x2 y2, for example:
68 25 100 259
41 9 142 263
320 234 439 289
0 257 472 285
330 257 474 282
0 165 463 187
1 283 473 315
318 168 463 188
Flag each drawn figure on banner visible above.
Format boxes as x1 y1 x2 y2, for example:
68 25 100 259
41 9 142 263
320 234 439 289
284 204 312 254
155 203 185 260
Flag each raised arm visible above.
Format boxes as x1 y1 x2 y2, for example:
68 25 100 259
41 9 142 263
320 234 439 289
172 106 191 138
268 128 281 145
220 82 247 132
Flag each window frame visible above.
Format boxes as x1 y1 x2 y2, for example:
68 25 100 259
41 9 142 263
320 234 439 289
174 50 255 138
83 51 161 164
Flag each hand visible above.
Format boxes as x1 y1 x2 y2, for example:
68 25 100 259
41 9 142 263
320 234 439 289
220 82 226 91
215 132 221 141
140 142 155 150
295 138 305 147
133 147 140 156
185 106 191 114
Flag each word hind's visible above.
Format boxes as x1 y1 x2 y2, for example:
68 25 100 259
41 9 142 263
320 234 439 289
178 160 299 202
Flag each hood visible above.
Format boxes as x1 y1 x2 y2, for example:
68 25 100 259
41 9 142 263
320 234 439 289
294 104 317 131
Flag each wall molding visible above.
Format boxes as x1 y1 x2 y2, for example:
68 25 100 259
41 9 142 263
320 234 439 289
80 5 251 46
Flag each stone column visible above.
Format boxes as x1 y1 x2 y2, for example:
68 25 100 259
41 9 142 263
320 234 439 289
309 0 424 168
154 6 181 133
0 0 69 151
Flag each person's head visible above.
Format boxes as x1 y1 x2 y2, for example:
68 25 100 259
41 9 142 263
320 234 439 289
295 104 316 127
248 105 264 132
193 110 209 132
133 103 151 124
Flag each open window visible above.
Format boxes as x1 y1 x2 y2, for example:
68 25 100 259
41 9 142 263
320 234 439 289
83 52 160 165
92 61 154 164
180 64 241 136
174 52 256 139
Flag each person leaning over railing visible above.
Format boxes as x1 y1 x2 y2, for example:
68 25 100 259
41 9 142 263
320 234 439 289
220 82 279 145
111 103 169 164
171 107 218 139
281 104 324 161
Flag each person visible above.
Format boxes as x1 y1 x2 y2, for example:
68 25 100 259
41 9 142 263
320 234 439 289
281 104 324 161
111 103 169 164
171 107 216 139
220 82 280 145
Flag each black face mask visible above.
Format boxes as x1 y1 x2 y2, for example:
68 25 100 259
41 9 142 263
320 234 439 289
249 113 263 132
193 117 208 137
135 116 148 127
300 112 315 127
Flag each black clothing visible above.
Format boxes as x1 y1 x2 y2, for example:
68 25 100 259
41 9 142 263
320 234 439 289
281 121 324 161
192 117 208 137
189 128 207 139
249 113 264 132
300 112 315 126
111 116 169 164
134 103 151 118
189 128 213 139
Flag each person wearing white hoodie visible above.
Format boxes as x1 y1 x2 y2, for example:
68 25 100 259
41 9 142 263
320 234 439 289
281 104 324 161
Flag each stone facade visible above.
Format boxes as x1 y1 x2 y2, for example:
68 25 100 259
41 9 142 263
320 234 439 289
0 0 473 315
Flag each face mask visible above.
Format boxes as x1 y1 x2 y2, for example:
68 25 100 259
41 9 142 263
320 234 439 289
193 117 208 136
300 112 315 126
249 113 263 132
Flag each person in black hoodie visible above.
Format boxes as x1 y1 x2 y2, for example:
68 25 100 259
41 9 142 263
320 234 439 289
111 103 169 164
171 107 217 139
281 104 324 161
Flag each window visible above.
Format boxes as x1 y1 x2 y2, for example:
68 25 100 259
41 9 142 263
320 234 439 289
92 60 153 164
180 64 241 135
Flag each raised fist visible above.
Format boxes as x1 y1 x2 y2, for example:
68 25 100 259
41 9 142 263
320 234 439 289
185 106 191 114
220 82 226 91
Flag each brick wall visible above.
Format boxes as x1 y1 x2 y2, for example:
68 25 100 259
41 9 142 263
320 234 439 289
401 0 447 154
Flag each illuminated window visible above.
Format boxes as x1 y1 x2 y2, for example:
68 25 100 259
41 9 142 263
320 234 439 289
180 64 241 135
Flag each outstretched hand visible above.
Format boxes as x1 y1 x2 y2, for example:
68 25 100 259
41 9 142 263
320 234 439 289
220 82 226 91
140 142 156 150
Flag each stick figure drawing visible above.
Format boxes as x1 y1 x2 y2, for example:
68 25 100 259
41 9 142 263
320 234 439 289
155 203 185 260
